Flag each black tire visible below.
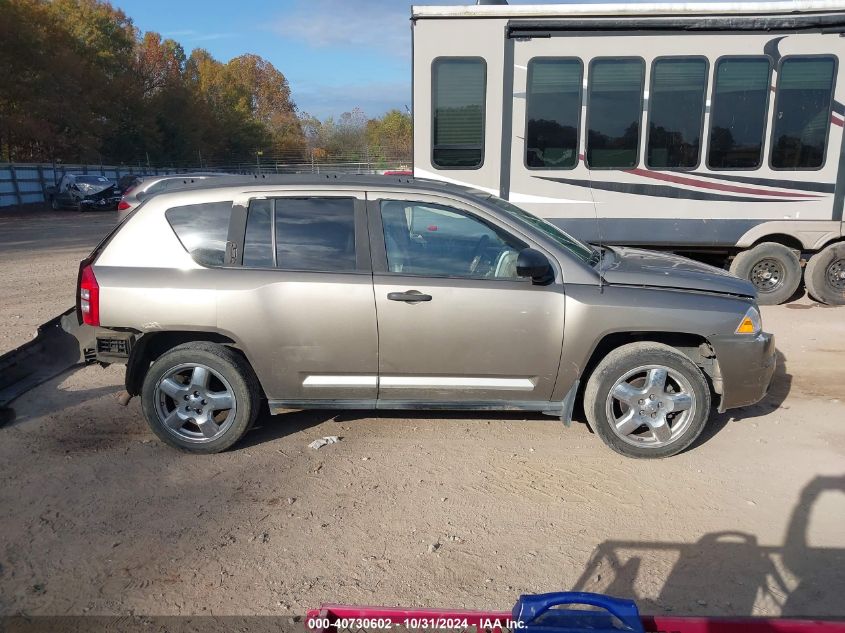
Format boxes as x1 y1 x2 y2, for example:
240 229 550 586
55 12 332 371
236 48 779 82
49 196 59 211
729 242 802 305
141 342 260 453
583 342 711 459
804 242 845 306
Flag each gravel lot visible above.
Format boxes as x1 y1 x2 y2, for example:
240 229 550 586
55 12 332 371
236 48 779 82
0 209 843 618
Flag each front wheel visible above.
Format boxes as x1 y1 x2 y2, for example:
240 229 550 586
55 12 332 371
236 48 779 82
141 342 260 453
804 242 845 306
584 342 711 459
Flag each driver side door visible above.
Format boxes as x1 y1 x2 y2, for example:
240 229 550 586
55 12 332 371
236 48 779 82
368 192 566 405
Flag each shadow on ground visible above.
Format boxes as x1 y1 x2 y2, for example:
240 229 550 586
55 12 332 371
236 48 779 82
572 475 845 617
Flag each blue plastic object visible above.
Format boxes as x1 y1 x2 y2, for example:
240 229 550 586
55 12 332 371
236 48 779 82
511 591 645 633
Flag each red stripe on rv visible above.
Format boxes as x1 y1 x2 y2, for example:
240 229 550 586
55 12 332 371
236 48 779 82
831 114 844 127
623 168 820 199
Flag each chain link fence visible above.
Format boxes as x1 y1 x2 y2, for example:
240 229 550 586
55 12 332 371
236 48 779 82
0 156 412 209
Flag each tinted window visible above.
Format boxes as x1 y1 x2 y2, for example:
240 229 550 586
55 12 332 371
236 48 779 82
166 201 232 267
243 199 273 267
76 175 111 184
381 200 524 279
708 57 771 169
771 56 836 169
432 58 486 168
647 58 708 169
275 198 356 272
526 59 582 169
587 58 645 169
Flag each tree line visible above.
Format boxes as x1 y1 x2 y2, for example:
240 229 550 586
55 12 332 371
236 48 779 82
0 0 412 168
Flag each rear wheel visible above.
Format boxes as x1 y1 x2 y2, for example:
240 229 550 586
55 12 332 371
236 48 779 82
730 242 802 305
584 342 711 459
141 342 260 453
804 242 845 306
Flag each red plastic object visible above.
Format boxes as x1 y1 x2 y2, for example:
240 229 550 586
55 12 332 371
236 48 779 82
305 604 845 633
78 264 100 326
383 170 413 176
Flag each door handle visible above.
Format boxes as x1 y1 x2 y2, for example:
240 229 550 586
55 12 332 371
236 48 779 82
387 290 432 303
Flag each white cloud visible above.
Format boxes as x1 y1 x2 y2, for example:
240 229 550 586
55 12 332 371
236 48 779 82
271 0 415 55
293 79 411 119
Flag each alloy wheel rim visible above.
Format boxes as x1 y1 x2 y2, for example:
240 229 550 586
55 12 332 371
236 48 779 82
826 258 845 292
154 363 237 443
605 364 696 448
750 258 785 293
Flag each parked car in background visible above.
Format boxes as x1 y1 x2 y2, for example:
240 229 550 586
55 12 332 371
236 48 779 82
117 174 143 194
80 175 775 458
117 173 230 218
47 174 121 212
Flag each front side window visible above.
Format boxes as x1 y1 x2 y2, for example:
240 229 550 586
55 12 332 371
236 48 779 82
275 198 356 272
647 57 708 169
586 58 645 169
708 57 772 169
380 200 524 279
166 201 233 267
432 58 486 168
771 56 836 169
526 58 583 169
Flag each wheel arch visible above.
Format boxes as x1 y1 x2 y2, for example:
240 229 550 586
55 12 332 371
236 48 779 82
125 330 258 397
576 331 716 405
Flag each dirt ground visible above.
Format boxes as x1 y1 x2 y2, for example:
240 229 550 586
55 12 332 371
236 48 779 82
0 209 843 618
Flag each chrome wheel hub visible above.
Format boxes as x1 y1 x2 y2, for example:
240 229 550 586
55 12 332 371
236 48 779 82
154 363 237 443
750 258 785 293
606 365 696 448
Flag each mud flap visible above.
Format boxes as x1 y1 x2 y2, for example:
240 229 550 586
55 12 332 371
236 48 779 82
0 307 95 424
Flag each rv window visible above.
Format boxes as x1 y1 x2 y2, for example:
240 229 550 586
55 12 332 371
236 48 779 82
771 56 836 170
647 58 708 169
707 57 771 170
432 58 486 168
586 58 645 169
526 58 582 169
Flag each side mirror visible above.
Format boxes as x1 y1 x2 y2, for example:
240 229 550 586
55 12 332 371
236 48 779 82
516 248 553 284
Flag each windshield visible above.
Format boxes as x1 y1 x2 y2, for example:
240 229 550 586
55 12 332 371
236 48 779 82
479 193 598 264
76 176 111 185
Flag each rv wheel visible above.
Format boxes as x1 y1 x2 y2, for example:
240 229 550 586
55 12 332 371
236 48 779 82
730 242 801 305
804 242 845 306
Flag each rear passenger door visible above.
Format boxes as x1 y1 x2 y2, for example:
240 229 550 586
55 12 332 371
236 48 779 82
217 191 378 405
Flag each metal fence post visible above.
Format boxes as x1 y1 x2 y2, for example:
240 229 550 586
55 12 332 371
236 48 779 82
9 163 22 207
36 164 45 203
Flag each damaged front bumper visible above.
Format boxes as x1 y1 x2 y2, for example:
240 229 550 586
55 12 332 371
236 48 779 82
0 307 96 419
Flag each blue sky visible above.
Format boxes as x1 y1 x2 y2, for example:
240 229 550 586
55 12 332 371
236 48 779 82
112 0 479 120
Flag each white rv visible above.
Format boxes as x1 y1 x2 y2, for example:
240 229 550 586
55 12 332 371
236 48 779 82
412 1 845 304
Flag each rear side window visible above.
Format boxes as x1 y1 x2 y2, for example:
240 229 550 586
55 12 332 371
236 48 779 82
240 198 357 272
707 57 772 169
771 56 837 170
525 58 583 169
647 57 708 169
432 58 486 168
586 58 645 169
165 201 233 267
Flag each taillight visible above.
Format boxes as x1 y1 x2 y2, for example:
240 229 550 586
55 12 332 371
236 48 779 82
79 265 100 326
117 199 131 211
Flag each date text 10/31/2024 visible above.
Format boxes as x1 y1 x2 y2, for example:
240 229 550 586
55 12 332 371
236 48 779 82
307 618 527 630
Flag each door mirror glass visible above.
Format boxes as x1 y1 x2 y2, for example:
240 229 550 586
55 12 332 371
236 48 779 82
516 248 553 283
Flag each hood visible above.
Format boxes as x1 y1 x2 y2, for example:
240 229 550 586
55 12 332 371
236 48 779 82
78 182 116 197
598 246 756 297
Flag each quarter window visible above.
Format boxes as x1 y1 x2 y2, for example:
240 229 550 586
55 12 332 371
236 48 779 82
380 200 524 279
771 56 836 169
586 58 645 169
647 58 708 169
707 57 772 169
165 201 233 267
526 58 582 169
432 58 486 168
